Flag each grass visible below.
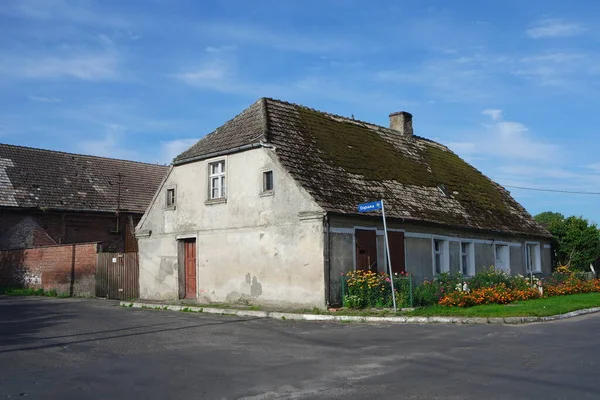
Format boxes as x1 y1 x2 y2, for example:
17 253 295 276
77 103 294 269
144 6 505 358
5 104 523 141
0 287 70 298
406 293 600 318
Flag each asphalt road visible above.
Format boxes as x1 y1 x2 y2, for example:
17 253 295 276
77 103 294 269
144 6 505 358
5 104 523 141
1 297 599 400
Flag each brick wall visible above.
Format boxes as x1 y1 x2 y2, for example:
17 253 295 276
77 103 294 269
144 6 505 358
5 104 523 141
0 242 98 296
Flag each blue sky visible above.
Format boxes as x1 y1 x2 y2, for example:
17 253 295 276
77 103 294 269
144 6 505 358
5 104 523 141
1 0 600 223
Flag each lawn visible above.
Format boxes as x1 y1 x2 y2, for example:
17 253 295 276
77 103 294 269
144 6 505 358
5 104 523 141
406 293 600 318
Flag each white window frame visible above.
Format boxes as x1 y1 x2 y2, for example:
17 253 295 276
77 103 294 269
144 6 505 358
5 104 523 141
494 244 510 272
460 241 475 276
208 159 226 200
432 238 449 275
165 186 176 209
525 242 542 273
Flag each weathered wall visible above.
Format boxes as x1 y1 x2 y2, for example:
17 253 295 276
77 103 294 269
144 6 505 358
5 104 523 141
0 209 140 252
327 215 552 304
137 148 326 308
0 242 98 296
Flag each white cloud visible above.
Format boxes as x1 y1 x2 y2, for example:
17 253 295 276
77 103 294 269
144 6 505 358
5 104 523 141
585 163 600 172
482 109 502 121
512 52 595 88
205 45 236 53
200 23 363 55
447 110 559 163
160 139 198 164
77 125 140 160
526 18 587 39
2 0 131 29
29 96 62 103
176 59 230 85
1 52 119 80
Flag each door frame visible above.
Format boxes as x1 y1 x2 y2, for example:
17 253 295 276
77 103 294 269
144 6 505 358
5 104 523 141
178 236 198 299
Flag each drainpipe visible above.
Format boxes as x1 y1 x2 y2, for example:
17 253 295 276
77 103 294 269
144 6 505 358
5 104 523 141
323 213 331 307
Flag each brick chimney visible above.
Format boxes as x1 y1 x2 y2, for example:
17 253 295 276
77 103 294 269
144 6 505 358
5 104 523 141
389 111 413 137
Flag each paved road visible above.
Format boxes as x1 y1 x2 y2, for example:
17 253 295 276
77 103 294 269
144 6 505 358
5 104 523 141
1 297 599 400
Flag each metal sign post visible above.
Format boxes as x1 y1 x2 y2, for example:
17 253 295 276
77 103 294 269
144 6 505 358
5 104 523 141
357 199 397 312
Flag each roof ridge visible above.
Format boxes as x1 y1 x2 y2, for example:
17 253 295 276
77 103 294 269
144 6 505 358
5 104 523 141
260 97 270 142
0 142 168 168
261 97 450 151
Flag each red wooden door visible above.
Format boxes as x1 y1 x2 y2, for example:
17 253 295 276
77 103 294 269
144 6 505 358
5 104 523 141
387 231 406 274
355 229 377 272
184 240 197 298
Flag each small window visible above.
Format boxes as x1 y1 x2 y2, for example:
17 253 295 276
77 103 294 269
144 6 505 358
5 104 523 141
526 243 541 273
209 160 226 200
433 239 449 275
263 170 274 192
166 188 176 207
460 242 474 276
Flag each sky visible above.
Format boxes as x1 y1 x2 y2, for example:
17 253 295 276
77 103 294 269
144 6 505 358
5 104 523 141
1 0 600 223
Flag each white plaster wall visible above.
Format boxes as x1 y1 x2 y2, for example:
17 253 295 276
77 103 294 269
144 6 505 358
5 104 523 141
137 147 326 308
138 236 178 300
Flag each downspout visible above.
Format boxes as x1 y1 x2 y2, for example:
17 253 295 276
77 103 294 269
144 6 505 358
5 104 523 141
323 213 331 307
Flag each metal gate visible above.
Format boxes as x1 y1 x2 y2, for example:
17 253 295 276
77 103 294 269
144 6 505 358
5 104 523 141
96 252 139 300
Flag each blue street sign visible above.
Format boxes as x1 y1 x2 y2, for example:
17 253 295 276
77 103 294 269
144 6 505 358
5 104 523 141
357 200 382 213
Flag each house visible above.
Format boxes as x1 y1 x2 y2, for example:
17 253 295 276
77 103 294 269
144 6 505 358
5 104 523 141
0 144 168 252
136 98 552 308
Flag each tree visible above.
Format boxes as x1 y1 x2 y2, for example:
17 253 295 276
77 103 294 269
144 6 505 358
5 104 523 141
535 212 600 270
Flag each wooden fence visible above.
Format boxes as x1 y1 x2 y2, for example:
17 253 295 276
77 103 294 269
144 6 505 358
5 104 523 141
95 252 139 300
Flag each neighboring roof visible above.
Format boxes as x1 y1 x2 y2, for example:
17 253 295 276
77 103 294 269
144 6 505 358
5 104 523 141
175 98 551 238
0 144 168 213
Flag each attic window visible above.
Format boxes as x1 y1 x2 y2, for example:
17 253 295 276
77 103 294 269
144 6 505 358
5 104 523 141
263 171 274 192
437 184 449 197
166 187 176 209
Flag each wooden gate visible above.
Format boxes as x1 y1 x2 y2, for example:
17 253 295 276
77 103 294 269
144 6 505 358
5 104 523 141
96 252 139 300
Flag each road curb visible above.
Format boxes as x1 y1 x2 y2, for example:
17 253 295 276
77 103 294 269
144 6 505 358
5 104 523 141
119 301 600 324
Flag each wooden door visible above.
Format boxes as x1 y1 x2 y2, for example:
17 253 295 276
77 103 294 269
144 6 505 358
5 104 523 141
184 240 197 298
387 231 406 274
355 229 377 272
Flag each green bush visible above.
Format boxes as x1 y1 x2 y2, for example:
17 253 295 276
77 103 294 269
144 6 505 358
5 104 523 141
413 273 465 307
343 270 412 309
0 287 68 297
469 266 511 289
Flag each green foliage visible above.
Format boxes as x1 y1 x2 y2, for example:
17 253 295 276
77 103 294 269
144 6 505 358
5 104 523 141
535 212 600 270
413 273 466 307
0 287 69 297
343 271 413 309
469 266 512 290
409 293 600 318
535 211 565 227
343 294 365 309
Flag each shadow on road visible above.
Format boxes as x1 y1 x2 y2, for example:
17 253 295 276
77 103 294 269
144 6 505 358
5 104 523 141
0 296 75 348
0 299 261 354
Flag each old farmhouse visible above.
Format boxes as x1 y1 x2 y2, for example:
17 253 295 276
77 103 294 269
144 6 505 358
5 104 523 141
0 144 168 252
136 98 552 308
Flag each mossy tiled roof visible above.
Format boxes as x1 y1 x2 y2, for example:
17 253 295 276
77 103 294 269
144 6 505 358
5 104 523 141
0 144 168 213
175 98 550 237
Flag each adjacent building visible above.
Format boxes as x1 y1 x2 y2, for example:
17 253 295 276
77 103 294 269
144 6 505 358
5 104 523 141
0 144 168 252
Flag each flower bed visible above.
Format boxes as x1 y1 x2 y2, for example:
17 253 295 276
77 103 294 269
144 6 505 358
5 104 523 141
343 266 600 310
438 284 540 307
438 266 600 308
343 270 412 308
